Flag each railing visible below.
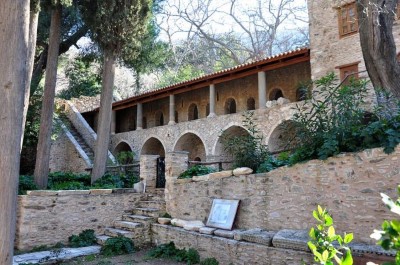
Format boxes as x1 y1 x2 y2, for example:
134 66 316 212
187 160 233 171
85 162 140 176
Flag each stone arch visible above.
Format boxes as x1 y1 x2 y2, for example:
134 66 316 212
114 141 133 155
141 137 166 157
269 88 284 101
213 125 250 160
113 141 135 163
155 111 164 126
173 132 207 161
247 97 255 110
268 120 302 153
224 98 236 114
188 103 199 121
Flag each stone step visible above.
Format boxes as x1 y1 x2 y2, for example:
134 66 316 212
96 235 111 245
104 227 137 239
113 220 143 231
132 207 160 217
122 214 155 223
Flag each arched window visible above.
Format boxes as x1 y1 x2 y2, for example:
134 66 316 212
224 98 236 114
155 111 164 126
269 88 283 101
175 111 179 123
247 97 255 110
206 103 210 117
188 103 199 121
142 117 147 129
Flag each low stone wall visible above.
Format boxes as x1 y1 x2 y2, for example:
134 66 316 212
152 224 314 265
165 146 400 244
16 190 144 250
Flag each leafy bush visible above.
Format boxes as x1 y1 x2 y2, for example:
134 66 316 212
146 242 200 264
101 236 134 256
18 175 38 195
116 151 135 165
370 185 400 265
200 257 219 265
308 205 353 265
47 172 91 190
92 173 138 188
178 165 216 179
68 229 97 248
256 152 290 173
219 111 271 172
290 73 400 165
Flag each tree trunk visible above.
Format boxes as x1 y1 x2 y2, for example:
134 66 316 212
0 0 30 263
34 5 62 188
91 49 116 183
21 9 39 147
357 0 400 99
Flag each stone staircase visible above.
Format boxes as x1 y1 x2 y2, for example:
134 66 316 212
96 190 166 247
58 112 95 163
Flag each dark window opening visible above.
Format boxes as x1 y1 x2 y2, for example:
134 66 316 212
247 97 255 110
269 89 284 101
224 98 236 114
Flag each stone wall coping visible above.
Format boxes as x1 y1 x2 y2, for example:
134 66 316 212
152 224 396 257
23 188 141 197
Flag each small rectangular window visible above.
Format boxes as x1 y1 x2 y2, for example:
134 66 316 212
338 63 359 84
338 2 358 37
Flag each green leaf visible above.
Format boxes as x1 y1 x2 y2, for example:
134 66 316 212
307 241 316 252
390 220 400 232
341 250 353 265
344 233 353 244
318 205 323 215
309 227 316 239
322 250 329 262
325 214 333 226
328 226 335 238
313 210 321 222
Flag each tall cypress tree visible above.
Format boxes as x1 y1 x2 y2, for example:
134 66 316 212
79 0 152 182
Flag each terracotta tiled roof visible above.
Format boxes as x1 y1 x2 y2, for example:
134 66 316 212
86 46 310 113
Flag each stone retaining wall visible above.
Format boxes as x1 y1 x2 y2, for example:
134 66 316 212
165 146 400 244
152 224 314 265
15 190 144 250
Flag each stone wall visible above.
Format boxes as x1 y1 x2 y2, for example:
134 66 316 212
164 146 400 244
15 190 143 250
49 133 88 173
152 224 314 265
308 0 400 81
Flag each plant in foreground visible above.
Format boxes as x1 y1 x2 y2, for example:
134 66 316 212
308 205 353 265
146 242 200 264
101 236 134 256
68 229 97 248
369 185 400 265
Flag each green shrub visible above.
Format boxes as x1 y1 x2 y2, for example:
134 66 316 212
161 212 172 218
116 151 135 165
370 185 400 265
146 242 200 264
200 257 219 265
256 152 290 173
51 181 87 190
47 172 91 190
219 111 271 172
178 165 216 179
18 175 38 195
308 205 353 265
68 229 97 248
101 236 134 256
92 173 138 188
290 73 400 165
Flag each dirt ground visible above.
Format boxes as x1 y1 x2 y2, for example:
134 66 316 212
61 247 185 265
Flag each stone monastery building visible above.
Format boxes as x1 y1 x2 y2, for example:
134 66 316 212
50 0 400 175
